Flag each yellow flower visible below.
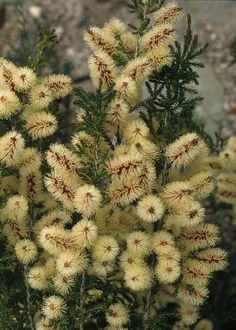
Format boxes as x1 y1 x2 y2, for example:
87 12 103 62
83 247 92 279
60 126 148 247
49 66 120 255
74 184 102 217
124 264 152 291
137 195 164 222
25 111 58 140
42 295 65 320
0 131 25 167
93 235 119 262
126 231 151 256
106 303 129 327
0 89 21 118
28 266 48 290
72 219 98 248
15 239 38 264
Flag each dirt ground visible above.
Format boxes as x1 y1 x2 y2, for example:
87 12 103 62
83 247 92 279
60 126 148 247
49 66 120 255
0 0 236 138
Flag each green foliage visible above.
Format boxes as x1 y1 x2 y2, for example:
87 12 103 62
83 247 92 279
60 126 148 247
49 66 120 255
128 0 165 35
138 15 207 145
28 29 58 73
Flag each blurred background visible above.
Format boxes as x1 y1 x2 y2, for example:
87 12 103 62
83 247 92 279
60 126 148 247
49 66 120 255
0 0 236 140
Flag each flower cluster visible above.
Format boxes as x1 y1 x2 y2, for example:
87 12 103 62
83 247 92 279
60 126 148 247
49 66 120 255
0 3 228 330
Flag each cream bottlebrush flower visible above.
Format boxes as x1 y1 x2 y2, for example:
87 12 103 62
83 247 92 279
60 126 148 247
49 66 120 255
53 273 74 295
17 148 41 176
179 304 199 326
25 111 58 140
106 303 129 327
165 133 209 168
123 118 149 143
220 148 236 169
195 248 228 272
161 181 194 209
38 192 59 211
56 250 86 276
159 245 181 264
194 319 213 330
126 231 151 256
152 230 175 253
39 225 76 256
140 23 175 51
42 295 65 320
28 266 48 290
12 66 37 91
109 175 144 206
137 195 164 223
34 210 71 235
93 235 119 262
0 131 24 166
91 260 115 277
46 143 81 177
177 283 209 306
42 74 72 99
19 170 42 201
4 195 28 223
107 153 143 178
131 137 160 160
71 131 95 151
175 201 205 227
120 250 144 270
35 318 56 330
180 223 220 254
116 209 140 235
74 185 102 217
15 239 38 264
107 98 129 125
114 75 139 104
103 18 126 36
216 186 236 205
217 172 236 189
28 84 53 109
122 56 152 85
0 175 19 195
72 219 98 248
182 259 211 286
154 3 183 24
173 321 190 330
146 45 172 70
84 27 116 55
189 171 215 200
121 32 138 54
226 135 236 152
45 170 76 210
95 205 119 234
203 156 222 172
0 58 18 91
0 89 21 118
88 50 117 91
138 162 156 192
155 259 181 284
124 264 152 291
44 258 57 277
3 222 28 245
163 214 182 236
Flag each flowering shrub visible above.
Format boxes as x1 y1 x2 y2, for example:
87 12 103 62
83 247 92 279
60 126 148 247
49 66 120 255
0 2 228 330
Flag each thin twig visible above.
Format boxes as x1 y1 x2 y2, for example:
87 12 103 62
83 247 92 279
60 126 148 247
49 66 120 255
80 271 86 330
143 285 153 330
24 266 35 330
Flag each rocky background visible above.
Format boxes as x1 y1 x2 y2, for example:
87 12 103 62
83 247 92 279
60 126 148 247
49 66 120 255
0 0 236 138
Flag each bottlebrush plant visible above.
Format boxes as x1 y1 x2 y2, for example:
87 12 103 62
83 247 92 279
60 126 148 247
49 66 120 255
0 1 228 330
